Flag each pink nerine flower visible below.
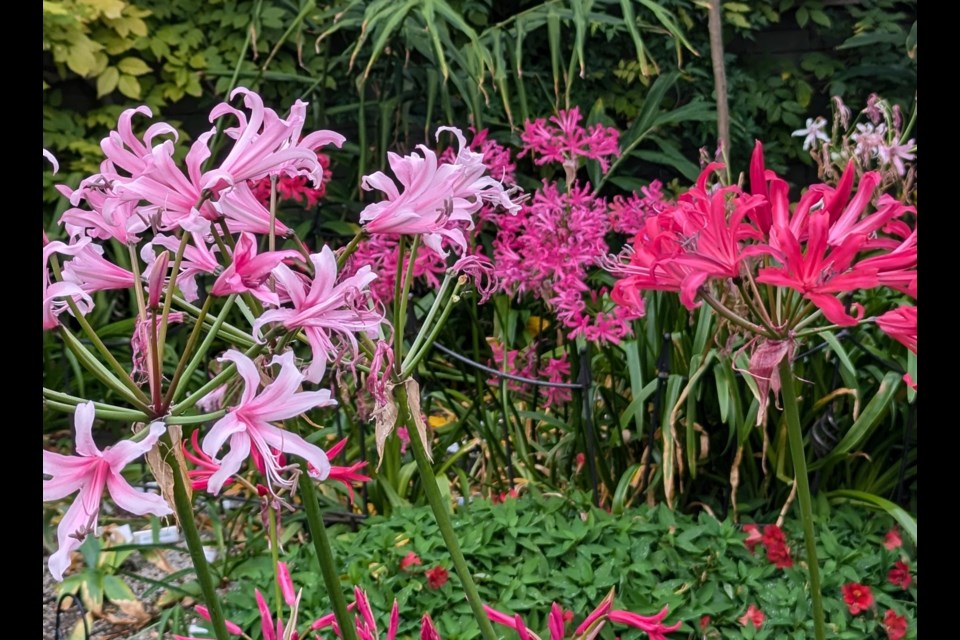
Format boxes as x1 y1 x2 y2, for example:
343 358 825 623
214 181 292 237
312 587 445 640
43 402 172 581
608 607 682 640
200 350 336 495
210 232 300 305
254 245 382 383
61 241 136 294
359 126 519 257
43 237 94 331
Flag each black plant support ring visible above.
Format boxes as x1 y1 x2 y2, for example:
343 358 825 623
642 333 672 494
54 593 89 640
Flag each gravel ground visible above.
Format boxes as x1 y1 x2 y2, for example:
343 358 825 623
43 546 196 640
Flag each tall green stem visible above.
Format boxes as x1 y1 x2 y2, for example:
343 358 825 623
267 505 283 622
778 358 826 640
298 474 360 640
170 443 230 640
397 384 498 640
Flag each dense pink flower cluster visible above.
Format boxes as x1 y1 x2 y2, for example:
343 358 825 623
608 180 669 236
491 178 644 344
606 141 917 416
42 90 393 581
488 341 571 408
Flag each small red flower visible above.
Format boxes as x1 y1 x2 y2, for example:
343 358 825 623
884 528 903 551
887 560 912 590
699 615 711 631
882 609 908 640
841 583 874 615
425 565 449 589
400 552 422 571
762 525 793 569
738 604 764 629
744 524 793 568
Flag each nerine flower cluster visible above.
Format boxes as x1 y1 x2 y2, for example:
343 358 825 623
42 89 519 582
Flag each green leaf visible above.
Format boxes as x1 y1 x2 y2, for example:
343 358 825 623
117 74 141 99
828 490 916 546
103 575 137 603
820 331 856 377
96 66 119 97
117 57 151 76
812 372 901 467
810 10 831 27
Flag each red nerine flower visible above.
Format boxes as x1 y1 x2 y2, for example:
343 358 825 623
425 566 449 589
882 609 908 640
841 583 874 615
887 560 912 590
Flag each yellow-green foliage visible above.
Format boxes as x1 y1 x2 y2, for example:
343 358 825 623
43 0 152 99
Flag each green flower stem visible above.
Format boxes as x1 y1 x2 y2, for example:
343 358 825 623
735 280 778 336
48 248 150 406
396 235 421 364
165 410 228 425
404 273 455 363
778 358 826 640
699 290 778 339
170 295 238 405
397 383 498 640
169 326 281 415
42 389 149 422
172 295 255 346
297 473 360 640
269 175 278 253
336 229 366 270
792 322 846 339
164 293 216 408
170 441 231 640
157 230 193 368
392 236 407 361
126 244 149 323
267 504 283 622
399 279 466 380
742 267 778 331
790 303 821 332
59 327 151 412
